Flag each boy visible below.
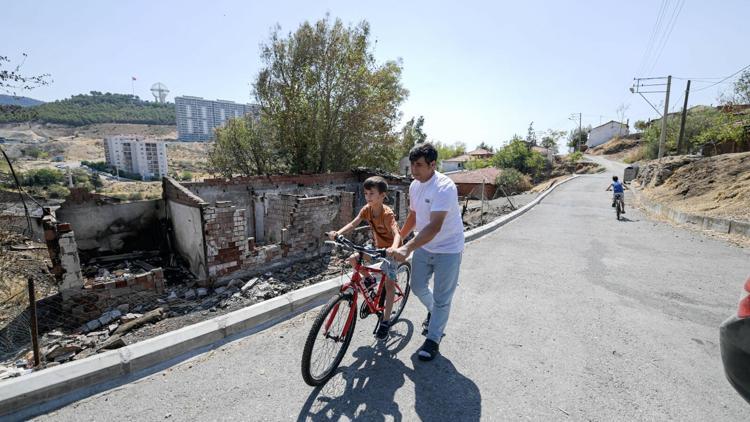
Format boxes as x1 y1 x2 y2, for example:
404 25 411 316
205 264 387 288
327 176 402 339
606 175 628 213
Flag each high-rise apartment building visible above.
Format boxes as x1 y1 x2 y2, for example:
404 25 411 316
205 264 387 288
103 136 168 180
175 96 260 141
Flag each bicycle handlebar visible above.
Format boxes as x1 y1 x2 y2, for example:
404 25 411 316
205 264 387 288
325 235 387 259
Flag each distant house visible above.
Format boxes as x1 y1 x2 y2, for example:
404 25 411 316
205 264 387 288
441 148 495 172
587 121 629 149
467 148 494 159
441 154 471 172
447 167 502 199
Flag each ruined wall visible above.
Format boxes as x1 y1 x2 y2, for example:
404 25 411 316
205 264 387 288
204 202 246 279
56 192 164 258
168 201 206 279
163 177 207 280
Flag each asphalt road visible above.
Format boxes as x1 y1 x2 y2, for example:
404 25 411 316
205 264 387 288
36 164 750 421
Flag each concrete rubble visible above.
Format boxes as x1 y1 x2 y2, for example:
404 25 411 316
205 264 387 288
0 253 345 380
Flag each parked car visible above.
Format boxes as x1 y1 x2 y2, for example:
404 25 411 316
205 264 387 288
720 275 750 404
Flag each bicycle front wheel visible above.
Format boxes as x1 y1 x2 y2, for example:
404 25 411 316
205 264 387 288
388 263 411 324
301 291 357 386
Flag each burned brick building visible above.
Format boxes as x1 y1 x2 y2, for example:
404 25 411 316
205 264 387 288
164 170 410 282
42 170 409 320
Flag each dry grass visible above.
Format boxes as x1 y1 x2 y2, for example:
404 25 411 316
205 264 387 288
642 152 750 223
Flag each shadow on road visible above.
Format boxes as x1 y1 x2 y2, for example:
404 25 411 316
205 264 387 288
617 216 639 222
296 319 481 421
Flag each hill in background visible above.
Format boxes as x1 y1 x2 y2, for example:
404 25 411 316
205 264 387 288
0 91 175 126
0 94 45 107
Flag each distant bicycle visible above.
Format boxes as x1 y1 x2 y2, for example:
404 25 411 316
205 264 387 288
613 192 625 220
300 235 411 386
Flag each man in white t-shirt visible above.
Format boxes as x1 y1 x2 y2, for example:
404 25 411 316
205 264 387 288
390 143 464 362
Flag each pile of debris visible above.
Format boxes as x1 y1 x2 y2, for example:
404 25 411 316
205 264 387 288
1 253 347 380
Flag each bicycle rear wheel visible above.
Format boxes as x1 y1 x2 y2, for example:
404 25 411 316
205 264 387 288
301 291 357 386
387 263 411 324
616 200 622 220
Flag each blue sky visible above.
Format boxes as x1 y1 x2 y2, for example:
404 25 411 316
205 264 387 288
3 0 749 151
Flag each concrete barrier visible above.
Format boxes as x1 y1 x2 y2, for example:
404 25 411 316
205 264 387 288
632 187 749 239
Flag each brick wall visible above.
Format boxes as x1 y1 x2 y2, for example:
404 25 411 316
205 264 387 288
204 202 246 279
63 268 165 322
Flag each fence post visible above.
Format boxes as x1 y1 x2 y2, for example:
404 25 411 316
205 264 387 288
27 277 41 367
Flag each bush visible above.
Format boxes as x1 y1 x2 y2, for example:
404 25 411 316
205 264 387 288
492 138 546 178
464 159 491 170
22 168 64 186
128 192 144 201
46 184 69 199
179 171 193 181
569 151 583 162
495 168 532 194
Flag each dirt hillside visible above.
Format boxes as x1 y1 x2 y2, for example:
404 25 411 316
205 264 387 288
636 152 750 223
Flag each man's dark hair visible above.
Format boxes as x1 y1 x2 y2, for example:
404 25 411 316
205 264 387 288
612 175 619 181
409 143 438 164
363 176 388 193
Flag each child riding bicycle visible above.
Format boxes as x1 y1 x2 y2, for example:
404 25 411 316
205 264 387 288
327 176 402 340
606 175 628 213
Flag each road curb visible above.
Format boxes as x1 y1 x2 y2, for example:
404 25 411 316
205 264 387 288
631 187 750 239
0 274 352 420
464 175 580 243
0 174 580 420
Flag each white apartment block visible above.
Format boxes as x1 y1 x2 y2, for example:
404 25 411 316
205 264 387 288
103 136 168 180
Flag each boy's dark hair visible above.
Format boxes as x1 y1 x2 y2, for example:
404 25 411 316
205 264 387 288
409 143 438 164
363 176 388 193
612 175 619 181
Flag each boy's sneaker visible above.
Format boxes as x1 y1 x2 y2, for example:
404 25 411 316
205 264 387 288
417 339 439 361
375 320 390 340
421 312 431 336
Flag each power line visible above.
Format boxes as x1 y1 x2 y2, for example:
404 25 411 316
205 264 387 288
647 0 685 75
636 0 669 77
692 63 750 92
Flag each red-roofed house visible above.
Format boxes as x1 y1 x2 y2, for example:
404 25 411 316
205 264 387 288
447 167 502 199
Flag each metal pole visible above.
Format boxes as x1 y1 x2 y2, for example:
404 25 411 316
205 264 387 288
480 178 485 225
658 75 672 159
28 277 41 367
677 80 691 155
578 113 582 151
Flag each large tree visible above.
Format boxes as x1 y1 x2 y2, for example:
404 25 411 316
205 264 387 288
254 16 408 173
399 115 427 156
208 115 275 177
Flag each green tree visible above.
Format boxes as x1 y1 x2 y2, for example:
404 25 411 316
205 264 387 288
476 141 494 153
254 16 408 173
495 168 532 194
209 115 275 177
464 158 491 170
540 129 565 155
526 121 537 146
400 116 427 156
567 126 590 150
434 141 466 162
492 137 545 178
22 168 64 186
634 120 648 131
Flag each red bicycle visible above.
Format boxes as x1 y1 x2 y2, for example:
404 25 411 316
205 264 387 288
301 235 411 386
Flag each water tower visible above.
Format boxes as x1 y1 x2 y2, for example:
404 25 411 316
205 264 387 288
150 82 169 103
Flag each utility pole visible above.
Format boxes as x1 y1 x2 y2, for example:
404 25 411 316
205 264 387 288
658 75 672 159
569 113 583 151
676 79 691 155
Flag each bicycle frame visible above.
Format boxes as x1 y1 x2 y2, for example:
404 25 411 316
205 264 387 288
323 252 406 340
